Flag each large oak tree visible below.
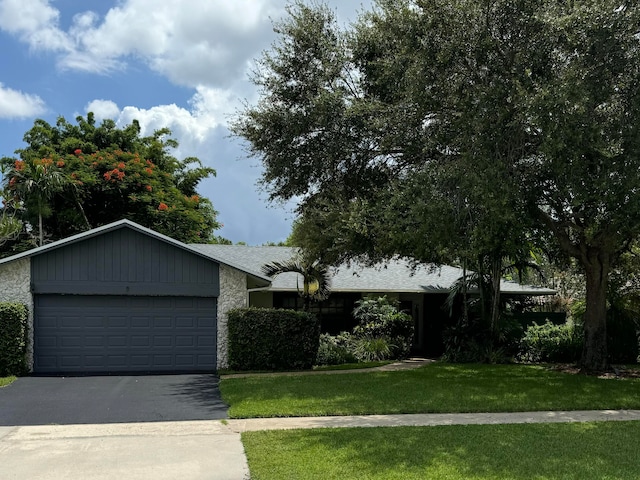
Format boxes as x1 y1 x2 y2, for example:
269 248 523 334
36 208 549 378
233 0 640 371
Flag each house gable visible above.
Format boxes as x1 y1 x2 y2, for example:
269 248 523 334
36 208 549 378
31 226 220 297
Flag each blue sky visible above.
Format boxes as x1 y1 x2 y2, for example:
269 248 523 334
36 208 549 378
0 0 373 245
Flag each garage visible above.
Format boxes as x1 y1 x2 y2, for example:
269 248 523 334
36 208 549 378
0 220 272 374
23 222 223 374
33 295 217 374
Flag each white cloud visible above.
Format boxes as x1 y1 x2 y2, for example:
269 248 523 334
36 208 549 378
0 83 46 118
0 0 283 88
86 86 235 145
85 99 120 122
0 0 72 52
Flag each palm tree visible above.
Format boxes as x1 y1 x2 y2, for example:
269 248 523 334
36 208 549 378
261 253 332 311
0 207 22 248
7 159 68 246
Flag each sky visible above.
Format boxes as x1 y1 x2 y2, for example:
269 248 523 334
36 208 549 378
0 0 373 245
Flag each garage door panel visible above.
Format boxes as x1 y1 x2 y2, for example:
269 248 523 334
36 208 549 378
34 295 217 374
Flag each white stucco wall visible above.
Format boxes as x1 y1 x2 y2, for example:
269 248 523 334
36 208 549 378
217 264 248 369
0 258 34 370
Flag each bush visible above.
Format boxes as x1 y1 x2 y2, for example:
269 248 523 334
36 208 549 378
227 307 320 371
0 303 29 376
518 321 582 363
352 296 414 359
316 332 357 366
352 336 393 362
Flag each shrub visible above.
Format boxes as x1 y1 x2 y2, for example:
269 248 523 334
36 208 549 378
518 321 582 363
352 296 414 359
0 303 29 376
227 307 320 371
316 332 357 366
352 336 393 362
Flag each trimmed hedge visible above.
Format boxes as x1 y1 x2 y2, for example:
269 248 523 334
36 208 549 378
227 307 320 371
0 303 29 376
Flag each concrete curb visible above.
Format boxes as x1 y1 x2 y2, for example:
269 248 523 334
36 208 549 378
226 409 640 432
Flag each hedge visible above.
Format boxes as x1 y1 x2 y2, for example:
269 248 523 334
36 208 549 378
0 302 29 376
227 307 320 371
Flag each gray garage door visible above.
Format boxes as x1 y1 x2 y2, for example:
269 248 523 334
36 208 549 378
33 295 217 374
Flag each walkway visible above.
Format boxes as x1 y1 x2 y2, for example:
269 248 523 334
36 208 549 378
226 409 640 433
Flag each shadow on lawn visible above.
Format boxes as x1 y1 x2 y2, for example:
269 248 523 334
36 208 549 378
244 422 640 480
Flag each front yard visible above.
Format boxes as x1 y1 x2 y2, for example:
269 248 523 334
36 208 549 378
222 363 640 479
220 363 640 418
242 422 640 480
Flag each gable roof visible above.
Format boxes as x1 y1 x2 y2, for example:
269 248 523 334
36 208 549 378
0 220 271 286
190 245 556 295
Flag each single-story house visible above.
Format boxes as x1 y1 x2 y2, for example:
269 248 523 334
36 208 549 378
0 220 555 374
191 244 557 356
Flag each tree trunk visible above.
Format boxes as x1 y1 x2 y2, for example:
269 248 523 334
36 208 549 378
38 210 43 247
579 252 610 372
489 255 502 338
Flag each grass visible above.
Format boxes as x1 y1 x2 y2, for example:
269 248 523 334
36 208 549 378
242 421 640 480
219 361 392 376
0 376 16 387
220 363 640 418
312 361 392 371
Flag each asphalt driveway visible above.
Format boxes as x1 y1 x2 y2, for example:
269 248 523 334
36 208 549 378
0 374 228 426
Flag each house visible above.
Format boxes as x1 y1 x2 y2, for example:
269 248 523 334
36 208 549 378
0 220 555 374
192 245 556 356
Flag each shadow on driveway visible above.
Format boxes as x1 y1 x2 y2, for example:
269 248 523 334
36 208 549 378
0 374 228 426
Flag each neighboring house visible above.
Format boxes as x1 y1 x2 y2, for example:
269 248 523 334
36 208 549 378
0 220 555 374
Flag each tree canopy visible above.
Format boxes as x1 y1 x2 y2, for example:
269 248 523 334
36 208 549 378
233 0 640 371
1 113 220 251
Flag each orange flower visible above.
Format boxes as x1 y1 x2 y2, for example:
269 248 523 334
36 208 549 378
145 185 152 192
158 202 168 211
74 149 82 155
117 162 126 169
56 160 65 168
104 172 112 181
14 160 24 171
9 177 16 187
144 167 153 175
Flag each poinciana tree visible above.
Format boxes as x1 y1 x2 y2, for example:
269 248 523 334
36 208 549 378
1 114 220 251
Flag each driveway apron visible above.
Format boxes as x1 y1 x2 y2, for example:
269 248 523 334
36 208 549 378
0 374 227 426
0 375 249 479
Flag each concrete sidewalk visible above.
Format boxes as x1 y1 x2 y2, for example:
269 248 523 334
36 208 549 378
0 421 249 480
226 409 640 432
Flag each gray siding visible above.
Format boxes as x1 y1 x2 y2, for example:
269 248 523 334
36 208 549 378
31 227 219 296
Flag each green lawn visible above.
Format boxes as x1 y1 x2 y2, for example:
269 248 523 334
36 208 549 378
242 422 640 480
220 363 640 418
0 376 16 387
